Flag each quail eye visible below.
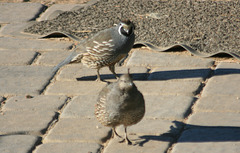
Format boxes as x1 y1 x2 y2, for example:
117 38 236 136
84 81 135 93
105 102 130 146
120 80 127 83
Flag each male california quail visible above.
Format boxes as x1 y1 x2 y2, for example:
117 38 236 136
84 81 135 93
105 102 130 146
53 19 135 81
95 70 145 145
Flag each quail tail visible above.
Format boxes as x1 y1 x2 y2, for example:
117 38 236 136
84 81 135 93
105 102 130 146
52 50 78 73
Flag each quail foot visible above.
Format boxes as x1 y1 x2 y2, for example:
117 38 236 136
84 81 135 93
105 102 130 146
53 19 135 81
95 69 145 145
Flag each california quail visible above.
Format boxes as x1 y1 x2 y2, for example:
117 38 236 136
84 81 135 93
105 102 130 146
95 70 145 145
53 19 135 81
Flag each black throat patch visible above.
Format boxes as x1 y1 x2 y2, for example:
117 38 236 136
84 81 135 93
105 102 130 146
120 26 133 36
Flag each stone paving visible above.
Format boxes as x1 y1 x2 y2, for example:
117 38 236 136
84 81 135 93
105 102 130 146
0 2 240 153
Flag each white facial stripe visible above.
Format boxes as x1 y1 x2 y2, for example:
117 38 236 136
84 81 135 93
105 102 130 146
118 24 124 35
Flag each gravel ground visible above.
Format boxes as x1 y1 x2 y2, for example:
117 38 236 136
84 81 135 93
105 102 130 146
24 0 240 55
0 0 89 5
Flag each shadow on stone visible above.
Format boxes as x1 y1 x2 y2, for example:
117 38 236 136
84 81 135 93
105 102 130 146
180 123 240 143
76 73 149 81
136 134 174 147
134 121 184 147
76 68 240 81
135 120 240 147
148 68 211 81
149 68 240 81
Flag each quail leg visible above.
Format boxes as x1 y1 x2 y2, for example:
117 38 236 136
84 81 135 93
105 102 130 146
119 127 132 145
96 69 102 82
109 65 119 79
112 127 123 139
124 127 132 145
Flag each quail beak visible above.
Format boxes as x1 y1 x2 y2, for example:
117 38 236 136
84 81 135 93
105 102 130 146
129 82 133 86
123 25 131 34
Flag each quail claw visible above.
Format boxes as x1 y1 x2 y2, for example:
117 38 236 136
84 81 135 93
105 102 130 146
126 137 132 145
119 138 132 145
95 78 103 82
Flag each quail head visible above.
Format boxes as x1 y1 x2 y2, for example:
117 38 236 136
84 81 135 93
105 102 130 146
53 19 135 81
95 69 145 145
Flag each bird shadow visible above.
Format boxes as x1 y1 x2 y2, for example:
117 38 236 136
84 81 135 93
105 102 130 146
76 68 240 81
148 68 240 81
133 121 240 147
76 72 149 81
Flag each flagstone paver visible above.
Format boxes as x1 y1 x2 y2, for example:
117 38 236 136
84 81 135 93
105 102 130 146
0 3 46 23
0 1 239 153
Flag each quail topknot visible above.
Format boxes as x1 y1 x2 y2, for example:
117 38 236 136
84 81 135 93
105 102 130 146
53 19 135 81
95 70 145 145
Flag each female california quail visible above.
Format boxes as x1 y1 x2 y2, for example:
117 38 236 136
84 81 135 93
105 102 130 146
95 70 145 145
53 19 135 81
